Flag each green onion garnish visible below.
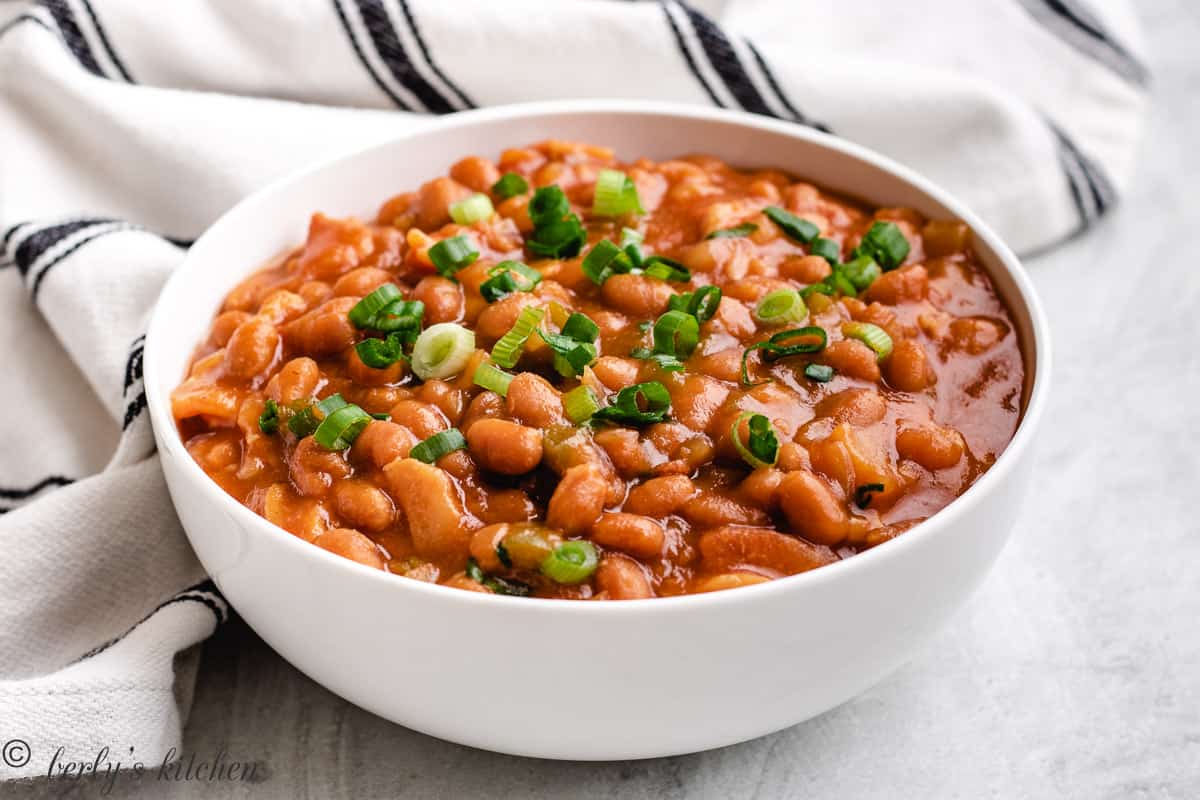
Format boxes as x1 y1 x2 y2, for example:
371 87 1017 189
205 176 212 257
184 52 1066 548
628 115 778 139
809 237 840 264
287 394 349 437
349 284 403 329
641 256 691 282
804 363 835 383
490 305 545 369
449 193 495 225
730 411 780 469
652 310 699 358
753 289 808 326
620 227 645 266
479 260 542 303
630 348 685 372
355 332 409 368
855 221 910 270
706 223 758 240
258 399 280 434
410 322 475 380
560 311 600 343
349 284 422 335
854 483 886 508
838 255 882 292
491 172 529 200
313 402 373 450
842 321 893 361
528 186 586 258
592 381 672 425
592 169 644 218
799 282 835 299
562 385 601 424
740 326 828 386
667 285 722 323
429 235 479 279
539 331 597 377
466 557 531 596
409 428 467 464
581 239 629 285
764 206 820 244
472 361 514 396
539 540 599 584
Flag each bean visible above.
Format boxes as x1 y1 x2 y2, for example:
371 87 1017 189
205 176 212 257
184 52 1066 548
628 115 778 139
594 427 652 478
885 338 933 392
738 468 784 508
595 554 654 600
209 310 252 347
274 357 321 404
467 418 543 475
546 463 607 535
345 344 408 386
681 492 772 528
313 528 385 570
333 480 395 533
332 266 394 298
450 155 501 193
223 317 279 381
281 296 359 356
821 339 881 382
506 372 564 427
814 388 887 426
896 424 965 470
692 572 771 593
478 488 537 525
948 316 1007 355
600 273 675 317
257 290 308 324
590 356 642 391
778 470 851 546
351 420 417 469
469 523 510 573
624 475 697 517
475 292 540 344
411 276 464 324
780 254 833 284
698 526 837 575
384 457 480 565
261 482 328 542
590 512 665 559
863 264 928 305
416 380 465 425
460 390 505 433
289 436 353 498
388 400 448 440
414 176 473 231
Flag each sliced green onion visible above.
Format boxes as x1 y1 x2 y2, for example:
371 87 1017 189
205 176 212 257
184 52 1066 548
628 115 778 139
496 542 512 568
490 306 545 369
842 321 893 361
539 331 597 377
809 237 840 264
370 412 390 420
539 540 599 584
410 428 467 464
619 227 645 266
371 299 424 337
560 312 600 343
855 221 910 270
706 223 758 240
473 361 514 397
839 255 882 292
348 283 403 329
652 310 699 358
592 381 671 425
804 363 835 383
739 327 828 386
730 411 780 469
642 256 691 282
429 235 479 279
355 332 409 368
449 193 495 225
631 349 685 372
480 260 542 302
581 239 627 285
828 268 857 297
764 206 820 243
411 322 476 380
592 169 644 218
314 403 373 450
258 399 280 434
854 482 886 508
491 172 529 200
799 282 835 299
287 394 349 437
563 385 601 424
754 289 808 326
466 557 532 596
668 285 722 323
528 186 585 258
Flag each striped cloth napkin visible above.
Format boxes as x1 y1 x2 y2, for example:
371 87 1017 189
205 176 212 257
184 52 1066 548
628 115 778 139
0 0 1146 780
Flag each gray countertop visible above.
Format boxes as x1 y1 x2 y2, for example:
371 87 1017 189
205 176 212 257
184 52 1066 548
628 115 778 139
18 2 1200 797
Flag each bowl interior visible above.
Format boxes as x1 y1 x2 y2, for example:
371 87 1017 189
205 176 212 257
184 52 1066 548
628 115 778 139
145 101 1047 585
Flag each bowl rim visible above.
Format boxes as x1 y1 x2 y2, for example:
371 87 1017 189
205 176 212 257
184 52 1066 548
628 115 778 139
145 99 1052 615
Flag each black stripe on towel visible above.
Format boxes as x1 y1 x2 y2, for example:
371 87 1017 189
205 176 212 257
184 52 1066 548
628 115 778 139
0 12 54 42
353 0 457 113
397 0 474 109
123 334 146 392
79 0 136 82
331 0 413 110
74 581 229 663
38 0 104 77
676 2 773 116
12 217 115 277
660 1 723 107
744 40 831 132
1017 0 1148 86
0 475 75 500
1046 118 1114 222
29 222 134 301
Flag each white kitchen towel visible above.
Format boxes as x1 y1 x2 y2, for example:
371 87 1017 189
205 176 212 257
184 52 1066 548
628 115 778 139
0 0 1146 781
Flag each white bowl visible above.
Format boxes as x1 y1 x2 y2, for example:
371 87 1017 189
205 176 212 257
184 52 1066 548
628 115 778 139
145 101 1051 760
